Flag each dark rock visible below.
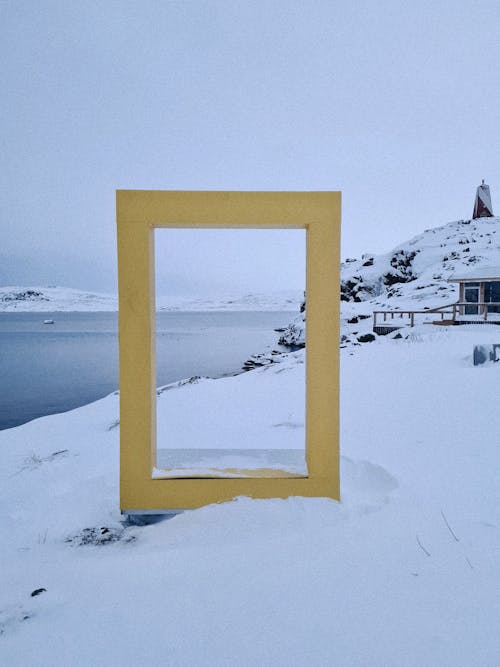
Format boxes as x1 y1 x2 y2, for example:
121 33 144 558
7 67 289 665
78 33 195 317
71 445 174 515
65 526 135 546
340 275 376 302
384 250 418 287
383 270 416 287
242 353 277 370
347 317 358 324
357 333 376 343
31 588 46 597
1 290 49 303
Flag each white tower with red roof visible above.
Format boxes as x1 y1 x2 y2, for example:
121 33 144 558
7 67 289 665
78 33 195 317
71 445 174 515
472 180 494 218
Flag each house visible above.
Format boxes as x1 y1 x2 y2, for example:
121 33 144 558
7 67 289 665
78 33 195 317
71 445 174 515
372 181 499 334
448 268 500 317
373 268 500 334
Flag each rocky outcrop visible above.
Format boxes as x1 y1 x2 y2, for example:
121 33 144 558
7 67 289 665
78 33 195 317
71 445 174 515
340 217 500 306
278 311 305 348
0 289 49 303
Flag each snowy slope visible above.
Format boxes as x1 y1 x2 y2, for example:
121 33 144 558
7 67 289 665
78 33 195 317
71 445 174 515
1 216 500 664
157 290 303 312
0 286 117 312
0 286 302 312
1 327 499 665
279 215 500 348
341 216 500 309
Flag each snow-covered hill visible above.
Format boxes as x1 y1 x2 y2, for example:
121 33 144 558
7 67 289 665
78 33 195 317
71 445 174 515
0 286 117 312
337 215 500 346
157 290 303 312
341 216 500 309
278 215 500 348
0 286 303 312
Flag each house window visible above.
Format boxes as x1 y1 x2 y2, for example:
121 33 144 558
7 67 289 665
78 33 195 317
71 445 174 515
464 283 480 315
484 282 500 313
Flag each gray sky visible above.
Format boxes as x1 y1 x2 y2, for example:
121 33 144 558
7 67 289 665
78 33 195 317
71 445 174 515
1 1 499 294
155 229 305 297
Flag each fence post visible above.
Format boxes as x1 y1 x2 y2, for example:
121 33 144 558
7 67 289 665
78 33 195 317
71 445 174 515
410 312 414 327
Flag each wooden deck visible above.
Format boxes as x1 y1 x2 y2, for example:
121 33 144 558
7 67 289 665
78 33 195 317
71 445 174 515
372 302 500 334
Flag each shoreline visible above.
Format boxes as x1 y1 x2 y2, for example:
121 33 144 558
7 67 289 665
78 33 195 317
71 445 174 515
0 310 298 432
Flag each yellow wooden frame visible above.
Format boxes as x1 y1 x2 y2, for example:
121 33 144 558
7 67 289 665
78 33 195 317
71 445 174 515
117 190 341 511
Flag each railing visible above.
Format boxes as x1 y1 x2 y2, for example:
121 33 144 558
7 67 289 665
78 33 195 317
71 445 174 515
373 302 500 329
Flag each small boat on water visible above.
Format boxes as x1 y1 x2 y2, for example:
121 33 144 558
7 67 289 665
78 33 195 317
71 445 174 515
43 319 55 324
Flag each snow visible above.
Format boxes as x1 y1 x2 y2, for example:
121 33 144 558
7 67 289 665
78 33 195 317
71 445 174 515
340 216 500 310
154 352 306 477
277 309 306 347
1 323 500 664
449 266 500 281
0 286 303 312
1 215 500 664
157 290 304 312
0 286 117 312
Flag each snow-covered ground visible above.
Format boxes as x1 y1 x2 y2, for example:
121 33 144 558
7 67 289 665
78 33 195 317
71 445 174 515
2 215 500 664
154 351 306 477
0 286 303 312
1 323 499 665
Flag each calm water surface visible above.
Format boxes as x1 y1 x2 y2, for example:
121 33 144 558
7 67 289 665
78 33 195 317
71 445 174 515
0 311 293 430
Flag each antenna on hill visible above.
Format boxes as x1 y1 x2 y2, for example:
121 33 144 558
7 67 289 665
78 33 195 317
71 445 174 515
472 180 494 219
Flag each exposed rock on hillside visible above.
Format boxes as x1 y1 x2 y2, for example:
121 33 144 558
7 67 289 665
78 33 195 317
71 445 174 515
278 311 305 348
0 289 49 303
280 215 500 348
341 217 500 309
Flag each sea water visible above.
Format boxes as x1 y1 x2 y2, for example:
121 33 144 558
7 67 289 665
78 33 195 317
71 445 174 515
0 311 294 430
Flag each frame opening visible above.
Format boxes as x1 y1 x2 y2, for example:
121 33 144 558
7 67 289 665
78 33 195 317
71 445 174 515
153 227 306 479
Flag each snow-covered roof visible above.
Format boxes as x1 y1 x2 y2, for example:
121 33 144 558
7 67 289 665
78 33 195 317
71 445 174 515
448 266 500 282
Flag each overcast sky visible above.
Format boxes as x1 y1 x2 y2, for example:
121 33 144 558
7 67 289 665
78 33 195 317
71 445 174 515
1 1 499 294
